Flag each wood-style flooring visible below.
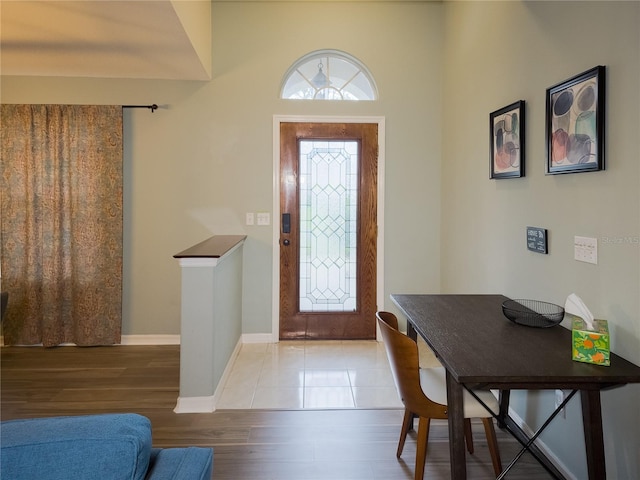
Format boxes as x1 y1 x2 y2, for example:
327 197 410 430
1 345 554 479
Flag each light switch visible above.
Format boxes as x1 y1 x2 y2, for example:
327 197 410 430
574 236 597 264
245 213 254 225
257 212 270 226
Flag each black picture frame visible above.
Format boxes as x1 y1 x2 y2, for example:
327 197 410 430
546 66 605 175
490 100 525 179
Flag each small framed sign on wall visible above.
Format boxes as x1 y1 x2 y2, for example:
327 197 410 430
527 226 548 254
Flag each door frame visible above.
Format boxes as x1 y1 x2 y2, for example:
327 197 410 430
271 115 386 342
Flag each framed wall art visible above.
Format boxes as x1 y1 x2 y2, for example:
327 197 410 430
490 100 525 179
546 65 605 174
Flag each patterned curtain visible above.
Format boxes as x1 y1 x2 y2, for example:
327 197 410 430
1 105 123 346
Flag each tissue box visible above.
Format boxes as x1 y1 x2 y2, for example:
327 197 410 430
571 315 610 366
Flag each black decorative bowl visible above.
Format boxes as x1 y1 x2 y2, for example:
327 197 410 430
502 299 565 328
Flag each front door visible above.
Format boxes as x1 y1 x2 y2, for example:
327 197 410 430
279 122 378 340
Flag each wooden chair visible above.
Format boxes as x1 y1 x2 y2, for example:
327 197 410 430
376 311 502 479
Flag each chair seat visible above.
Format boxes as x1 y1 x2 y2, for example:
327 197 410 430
419 367 498 418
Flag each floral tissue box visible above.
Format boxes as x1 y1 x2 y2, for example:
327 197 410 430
571 315 610 366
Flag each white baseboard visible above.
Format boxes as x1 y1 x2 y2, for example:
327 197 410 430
119 335 181 345
174 395 216 414
242 333 275 344
211 337 243 402
1 333 278 347
121 334 274 345
0 334 181 347
507 406 577 480
173 337 243 414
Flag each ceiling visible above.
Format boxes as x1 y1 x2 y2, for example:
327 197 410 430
0 0 211 80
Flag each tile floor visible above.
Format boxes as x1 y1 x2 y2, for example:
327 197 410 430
218 338 440 409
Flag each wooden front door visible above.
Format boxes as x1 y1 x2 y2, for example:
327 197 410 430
279 122 378 340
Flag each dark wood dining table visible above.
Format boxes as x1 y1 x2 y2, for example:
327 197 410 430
391 294 640 480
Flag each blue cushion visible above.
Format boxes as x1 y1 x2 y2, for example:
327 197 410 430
1 414 152 480
147 447 213 480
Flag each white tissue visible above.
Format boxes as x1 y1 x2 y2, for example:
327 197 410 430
565 293 595 330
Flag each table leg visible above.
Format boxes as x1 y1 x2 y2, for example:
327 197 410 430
498 390 511 429
445 369 467 479
407 321 417 341
581 390 606 480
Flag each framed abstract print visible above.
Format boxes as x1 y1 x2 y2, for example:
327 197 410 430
546 66 605 174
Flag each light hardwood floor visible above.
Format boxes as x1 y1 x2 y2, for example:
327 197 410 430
1 345 553 479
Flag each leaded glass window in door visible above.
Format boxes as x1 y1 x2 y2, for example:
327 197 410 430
299 140 358 312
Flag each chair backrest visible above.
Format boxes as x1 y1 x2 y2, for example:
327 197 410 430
377 311 448 419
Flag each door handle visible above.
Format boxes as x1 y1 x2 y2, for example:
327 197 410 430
282 239 290 246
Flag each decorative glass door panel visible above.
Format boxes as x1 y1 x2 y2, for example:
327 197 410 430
299 140 358 312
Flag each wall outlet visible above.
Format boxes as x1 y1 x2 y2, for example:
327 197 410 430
554 389 573 419
574 236 597 264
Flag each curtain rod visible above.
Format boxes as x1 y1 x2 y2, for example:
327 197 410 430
122 104 158 113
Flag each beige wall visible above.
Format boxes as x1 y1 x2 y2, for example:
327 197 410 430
441 2 639 478
1 1 444 335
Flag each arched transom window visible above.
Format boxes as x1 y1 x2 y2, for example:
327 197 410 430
281 50 378 101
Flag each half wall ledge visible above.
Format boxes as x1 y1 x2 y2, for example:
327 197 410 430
173 234 247 260
173 235 247 413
